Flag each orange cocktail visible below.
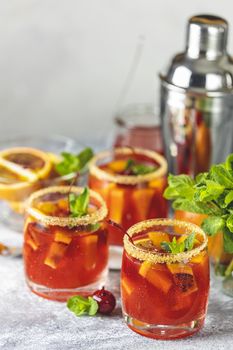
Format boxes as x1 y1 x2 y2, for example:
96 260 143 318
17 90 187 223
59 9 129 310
89 148 168 246
24 186 108 301
121 219 209 340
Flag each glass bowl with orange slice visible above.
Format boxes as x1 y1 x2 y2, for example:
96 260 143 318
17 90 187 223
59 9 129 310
0 136 92 231
23 186 108 301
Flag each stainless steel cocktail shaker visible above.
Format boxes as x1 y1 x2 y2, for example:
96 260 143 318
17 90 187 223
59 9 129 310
160 15 233 175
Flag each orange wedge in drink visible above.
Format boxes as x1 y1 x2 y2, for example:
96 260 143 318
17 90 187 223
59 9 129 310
132 188 154 221
82 234 99 270
121 277 135 296
109 188 124 224
167 263 198 295
0 147 53 201
44 230 71 269
108 160 127 173
148 231 170 249
139 261 172 294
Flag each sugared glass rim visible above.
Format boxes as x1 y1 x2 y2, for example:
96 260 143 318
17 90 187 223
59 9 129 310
124 218 208 264
26 186 108 227
89 147 167 185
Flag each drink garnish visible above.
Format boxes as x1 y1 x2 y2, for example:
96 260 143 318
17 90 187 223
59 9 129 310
124 158 158 175
56 147 94 176
67 295 98 316
67 287 116 316
161 232 196 254
164 153 233 255
68 187 89 218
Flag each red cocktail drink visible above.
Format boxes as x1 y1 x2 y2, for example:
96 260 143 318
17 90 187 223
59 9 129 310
24 186 108 301
89 148 168 246
121 219 209 340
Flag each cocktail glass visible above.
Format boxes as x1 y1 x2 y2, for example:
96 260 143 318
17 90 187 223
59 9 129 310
89 147 168 247
113 103 164 154
121 218 209 340
23 186 108 301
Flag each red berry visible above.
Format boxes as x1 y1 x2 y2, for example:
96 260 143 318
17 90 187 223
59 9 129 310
92 287 116 315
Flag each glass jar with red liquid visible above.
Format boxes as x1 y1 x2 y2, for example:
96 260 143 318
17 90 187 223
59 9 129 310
113 103 164 154
23 186 108 301
89 147 168 247
121 218 209 340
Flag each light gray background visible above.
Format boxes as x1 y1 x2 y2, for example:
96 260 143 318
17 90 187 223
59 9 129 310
0 0 233 142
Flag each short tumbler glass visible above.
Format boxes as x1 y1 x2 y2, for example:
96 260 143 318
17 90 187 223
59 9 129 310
121 218 209 340
23 186 108 301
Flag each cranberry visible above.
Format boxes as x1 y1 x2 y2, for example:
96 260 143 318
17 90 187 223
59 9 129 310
92 287 116 315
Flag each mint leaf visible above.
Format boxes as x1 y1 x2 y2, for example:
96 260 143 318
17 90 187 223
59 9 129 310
161 237 185 254
225 154 233 172
195 172 209 184
226 214 233 233
225 190 233 206
194 180 224 202
201 216 224 236
67 295 98 316
161 234 196 254
69 187 89 218
172 198 221 216
77 148 94 170
56 148 94 176
163 174 195 200
160 241 172 253
88 296 99 316
223 227 233 253
184 232 195 251
56 152 80 176
210 164 233 188
125 159 157 175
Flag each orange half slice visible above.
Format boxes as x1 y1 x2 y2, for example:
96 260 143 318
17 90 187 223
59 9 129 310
0 147 53 201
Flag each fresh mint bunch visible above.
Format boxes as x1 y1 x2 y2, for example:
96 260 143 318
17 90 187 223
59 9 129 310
56 147 94 176
164 153 233 253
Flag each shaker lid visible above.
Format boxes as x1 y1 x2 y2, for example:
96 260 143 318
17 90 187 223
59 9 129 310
160 14 233 94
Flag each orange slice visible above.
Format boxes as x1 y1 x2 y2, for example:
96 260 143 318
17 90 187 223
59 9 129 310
108 160 127 173
44 242 69 269
82 235 98 270
148 231 170 248
132 188 154 221
0 147 53 201
190 251 206 264
139 261 172 294
25 222 40 251
167 263 198 295
109 188 124 224
44 229 72 269
121 277 135 296
149 177 167 189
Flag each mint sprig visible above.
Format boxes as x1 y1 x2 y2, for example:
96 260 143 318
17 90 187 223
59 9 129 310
67 295 98 316
161 233 195 254
56 147 94 176
164 152 233 253
69 187 89 218
125 158 157 175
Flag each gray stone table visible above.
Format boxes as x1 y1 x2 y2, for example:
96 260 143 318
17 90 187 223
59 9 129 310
0 254 233 350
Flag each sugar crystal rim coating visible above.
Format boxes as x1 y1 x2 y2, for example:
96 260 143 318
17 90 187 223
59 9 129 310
124 218 208 264
26 186 108 227
89 147 167 185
